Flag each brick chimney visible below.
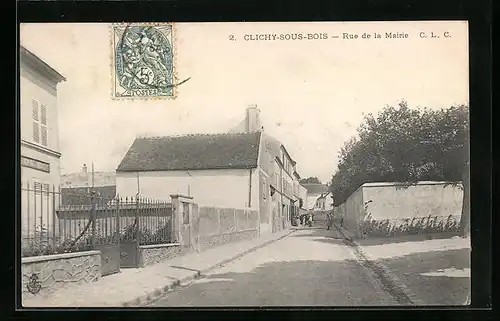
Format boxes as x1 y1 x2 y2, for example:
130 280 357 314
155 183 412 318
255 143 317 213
246 104 262 133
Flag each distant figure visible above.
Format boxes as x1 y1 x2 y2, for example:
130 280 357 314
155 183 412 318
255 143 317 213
307 213 313 227
326 212 333 230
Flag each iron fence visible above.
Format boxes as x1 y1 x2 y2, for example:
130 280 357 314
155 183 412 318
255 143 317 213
117 196 173 246
21 182 174 258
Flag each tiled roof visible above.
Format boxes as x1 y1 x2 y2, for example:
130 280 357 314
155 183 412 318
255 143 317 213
317 191 332 199
116 132 262 172
302 183 328 195
61 186 116 205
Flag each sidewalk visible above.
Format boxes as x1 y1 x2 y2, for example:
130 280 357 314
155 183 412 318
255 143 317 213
22 229 295 308
334 224 471 305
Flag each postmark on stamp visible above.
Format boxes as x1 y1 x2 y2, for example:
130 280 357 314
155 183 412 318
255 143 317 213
111 23 176 99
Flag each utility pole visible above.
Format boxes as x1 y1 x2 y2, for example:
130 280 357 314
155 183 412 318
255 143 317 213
136 172 140 197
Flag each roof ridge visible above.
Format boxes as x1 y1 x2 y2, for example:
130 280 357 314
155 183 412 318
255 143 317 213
136 132 259 140
118 131 261 172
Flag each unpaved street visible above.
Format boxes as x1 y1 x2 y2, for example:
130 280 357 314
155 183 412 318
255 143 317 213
150 228 399 306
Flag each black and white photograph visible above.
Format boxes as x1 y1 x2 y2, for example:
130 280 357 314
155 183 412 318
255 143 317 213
19 21 471 308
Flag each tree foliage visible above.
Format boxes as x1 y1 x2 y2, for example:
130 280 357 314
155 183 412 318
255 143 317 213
330 101 469 208
299 177 322 184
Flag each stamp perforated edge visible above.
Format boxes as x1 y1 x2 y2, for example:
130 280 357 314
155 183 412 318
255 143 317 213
109 22 178 101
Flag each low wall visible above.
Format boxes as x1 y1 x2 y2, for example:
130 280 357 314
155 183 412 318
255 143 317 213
335 181 463 239
196 229 258 250
21 251 101 300
363 181 463 221
138 243 183 267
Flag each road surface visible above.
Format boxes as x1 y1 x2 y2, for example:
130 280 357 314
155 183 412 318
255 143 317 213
150 228 400 307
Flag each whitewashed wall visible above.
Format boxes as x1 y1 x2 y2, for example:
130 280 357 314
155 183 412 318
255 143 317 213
116 168 260 211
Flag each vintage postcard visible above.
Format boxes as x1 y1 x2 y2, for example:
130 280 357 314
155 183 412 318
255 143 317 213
19 21 470 308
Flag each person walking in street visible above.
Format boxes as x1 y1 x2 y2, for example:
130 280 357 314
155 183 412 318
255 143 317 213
307 213 313 227
326 212 333 230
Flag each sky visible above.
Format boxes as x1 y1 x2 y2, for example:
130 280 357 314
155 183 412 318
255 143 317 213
20 21 469 183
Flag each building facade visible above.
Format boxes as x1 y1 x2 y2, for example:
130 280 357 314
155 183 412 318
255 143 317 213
315 191 334 211
303 183 329 210
269 145 301 232
20 46 66 189
115 131 262 217
116 105 304 236
299 184 308 214
20 46 66 237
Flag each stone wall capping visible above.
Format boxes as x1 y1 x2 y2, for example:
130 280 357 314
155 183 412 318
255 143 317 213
22 251 101 264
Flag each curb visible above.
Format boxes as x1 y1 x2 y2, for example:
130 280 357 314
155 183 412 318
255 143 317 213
334 224 426 306
123 229 297 307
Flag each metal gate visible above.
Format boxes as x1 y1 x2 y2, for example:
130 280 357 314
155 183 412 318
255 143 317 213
55 190 121 276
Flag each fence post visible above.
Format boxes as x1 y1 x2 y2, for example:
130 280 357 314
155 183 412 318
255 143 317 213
33 183 37 247
116 196 121 246
52 185 56 247
26 181 30 248
135 196 140 248
90 189 96 249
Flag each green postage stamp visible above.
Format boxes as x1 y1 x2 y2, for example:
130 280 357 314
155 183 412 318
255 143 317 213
111 23 176 99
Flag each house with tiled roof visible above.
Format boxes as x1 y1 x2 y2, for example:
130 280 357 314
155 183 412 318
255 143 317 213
315 191 334 211
303 183 329 210
115 105 304 236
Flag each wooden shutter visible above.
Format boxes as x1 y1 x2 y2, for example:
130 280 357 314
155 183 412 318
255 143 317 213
40 105 47 125
40 105 48 146
32 100 40 143
32 100 39 121
43 183 50 195
34 181 42 195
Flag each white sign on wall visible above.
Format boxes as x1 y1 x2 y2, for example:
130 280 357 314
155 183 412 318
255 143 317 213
21 156 50 173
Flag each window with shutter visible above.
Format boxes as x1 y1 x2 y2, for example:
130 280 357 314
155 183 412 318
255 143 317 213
43 183 50 195
40 105 47 125
40 104 48 146
34 181 42 195
33 122 40 143
32 100 39 121
32 99 40 143
41 126 48 146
